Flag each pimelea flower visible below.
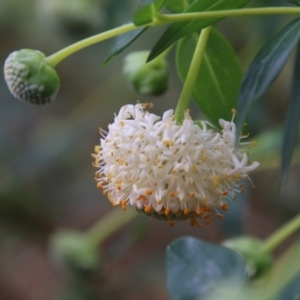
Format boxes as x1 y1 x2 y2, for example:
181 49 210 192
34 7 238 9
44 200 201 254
93 103 259 226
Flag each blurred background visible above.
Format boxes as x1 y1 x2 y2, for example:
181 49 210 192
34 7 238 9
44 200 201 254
0 0 300 299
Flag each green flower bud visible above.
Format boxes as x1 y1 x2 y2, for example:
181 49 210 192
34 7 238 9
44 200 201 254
48 229 102 279
123 51 169 96
223 236 272 278
4 49 60 105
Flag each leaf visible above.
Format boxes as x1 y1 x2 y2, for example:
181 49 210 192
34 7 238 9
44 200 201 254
133 0 167 25
236 18 300 138
104 26 147 63
166 237 246 300
148 0 250 61
176 28 242 126
166 0 194 13
105 0 167 61
281 42 300 184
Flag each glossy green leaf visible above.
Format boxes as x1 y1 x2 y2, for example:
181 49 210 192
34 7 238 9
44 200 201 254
236 18 300 138
281 42 300 184
166 237 246 300
133 0 167 25
148 0 250 61
104 26 147 63
166 0 194 13
176 28 242 126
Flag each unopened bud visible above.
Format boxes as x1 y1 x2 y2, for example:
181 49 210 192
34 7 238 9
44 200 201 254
223 236 272 278
123 51 169 96
4 49 60 105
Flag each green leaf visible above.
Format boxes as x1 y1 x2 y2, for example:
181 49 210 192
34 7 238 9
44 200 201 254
236 18 300 138
133 0 167 25
166 237 246 300
105 0 167 61
104 26 147 63
148 0 250 61
176 28 242 126
281 42 300 184
166 0 194 13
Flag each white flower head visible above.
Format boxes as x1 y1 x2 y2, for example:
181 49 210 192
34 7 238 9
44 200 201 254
93 103 259 226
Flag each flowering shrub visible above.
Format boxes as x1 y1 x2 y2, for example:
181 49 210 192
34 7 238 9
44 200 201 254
3 0 300 299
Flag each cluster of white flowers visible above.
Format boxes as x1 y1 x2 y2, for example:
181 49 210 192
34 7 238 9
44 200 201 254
93 103 259 226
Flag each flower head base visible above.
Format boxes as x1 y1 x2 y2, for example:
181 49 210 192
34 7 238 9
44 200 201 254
4 49 60 105
93 104 259 226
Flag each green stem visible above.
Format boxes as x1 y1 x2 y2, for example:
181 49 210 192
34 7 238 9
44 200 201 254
85 208 138 248
262 213 300 254
46 22 139 67
174 26 211 123
158 7 300 23
44 7 300 67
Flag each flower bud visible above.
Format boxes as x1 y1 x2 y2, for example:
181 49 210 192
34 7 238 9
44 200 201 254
4 49 60 105
123 51 169 96
223 236 272 278
48 229 102 279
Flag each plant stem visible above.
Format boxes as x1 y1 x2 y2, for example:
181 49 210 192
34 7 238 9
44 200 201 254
158 7 300 23
85 208 138 248
44 7 300 67
262 213 300 254
174 26 211 123
46 22 139 67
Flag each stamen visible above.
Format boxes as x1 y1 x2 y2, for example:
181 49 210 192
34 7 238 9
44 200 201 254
94 145 101 153
144 205 153 213
213 175 219 187
196 207 204 215
169 191 175 197
121 200 127 210
221 203 228 211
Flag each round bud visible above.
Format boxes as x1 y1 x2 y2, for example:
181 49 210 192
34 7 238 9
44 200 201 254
48 229 102 279
122 51 169 96
4 49 60 105
223 236 272 278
